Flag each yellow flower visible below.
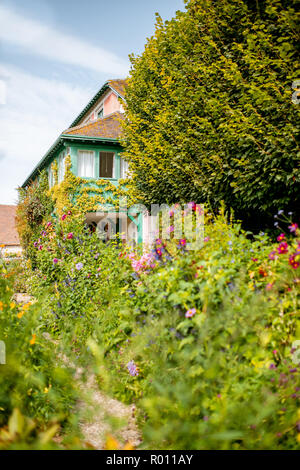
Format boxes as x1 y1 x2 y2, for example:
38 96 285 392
22 302 31 311
29 334 36 345
17 311 25 319
0 301 3 311
44 385 52 394
10 302 16 309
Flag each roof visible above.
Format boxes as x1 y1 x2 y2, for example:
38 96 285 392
63 111 124 139
69 79 128 128
0 205 20 246
22 79 127 188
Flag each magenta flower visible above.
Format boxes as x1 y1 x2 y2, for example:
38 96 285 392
277 233 285 242
185 308 196 318
61 214 67 221
53 258 59 264
288 223 298 233
188 202 197 212
277 242 288 254
34 241 38 248
46 222 52 227
38 245 43 250
179 238 186 246
67 232 73 239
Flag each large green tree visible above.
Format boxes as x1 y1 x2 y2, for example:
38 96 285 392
122 0 300 229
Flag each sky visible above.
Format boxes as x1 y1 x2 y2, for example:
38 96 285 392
0 0 185 204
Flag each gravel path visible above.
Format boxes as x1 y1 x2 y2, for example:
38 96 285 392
42 332 141 449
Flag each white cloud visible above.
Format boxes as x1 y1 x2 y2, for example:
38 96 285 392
0 63 92 204
0 4 129 77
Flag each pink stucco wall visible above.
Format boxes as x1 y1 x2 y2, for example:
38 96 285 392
103 92 120 116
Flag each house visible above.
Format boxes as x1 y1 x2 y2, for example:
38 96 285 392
22 79 147 244
0 205 22 256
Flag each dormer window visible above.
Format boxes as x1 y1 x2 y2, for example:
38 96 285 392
97 107 104 118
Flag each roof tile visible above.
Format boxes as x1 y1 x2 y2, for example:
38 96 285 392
63 111 124 139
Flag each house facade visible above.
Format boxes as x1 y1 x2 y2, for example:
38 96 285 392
22 79 146 244
0 205 22 257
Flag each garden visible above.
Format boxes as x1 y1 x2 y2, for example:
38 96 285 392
0 0 299 451
0 201 299 449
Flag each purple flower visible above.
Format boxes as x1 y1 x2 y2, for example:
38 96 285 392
75 262 83 271
127 360 139 377
185 308 196 318
288 223 298 233
269 363 276 370
34 241 38 248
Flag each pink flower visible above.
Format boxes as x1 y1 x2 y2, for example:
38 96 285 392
67 232 73 239
204 237 210 242
277 233 285 242
46 222 52 227
277 242 288 254
266 283 273 291
185 308 196 318
288 223 298 233
167 225 174 233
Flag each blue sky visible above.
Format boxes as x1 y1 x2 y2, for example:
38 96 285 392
0 0 185 204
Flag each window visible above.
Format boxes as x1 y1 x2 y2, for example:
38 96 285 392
77 150 95 177
48 166 54 188
99 152 115 178
58 152 66 183
97 107 104 118
120 158 129 178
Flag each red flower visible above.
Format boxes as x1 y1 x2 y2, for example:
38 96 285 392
289 254 300 269
277 233 285 242
277 242 288 254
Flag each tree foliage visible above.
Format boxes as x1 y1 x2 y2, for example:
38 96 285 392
16 170 54 265
122 0 300 229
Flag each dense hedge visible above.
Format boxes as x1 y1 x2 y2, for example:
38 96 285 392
122 0 300 229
